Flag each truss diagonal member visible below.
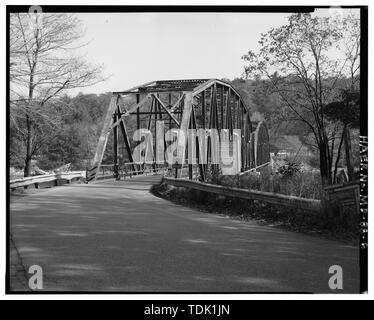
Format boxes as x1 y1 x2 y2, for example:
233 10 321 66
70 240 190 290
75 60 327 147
117 95 128 113
89 95 119 181
169 93 185 113
109 93 152 131
192 79 216 96
152 94 180 126
117 102 135 166
177 92 193 178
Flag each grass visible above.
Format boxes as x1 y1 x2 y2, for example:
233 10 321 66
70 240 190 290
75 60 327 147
209 167 322 200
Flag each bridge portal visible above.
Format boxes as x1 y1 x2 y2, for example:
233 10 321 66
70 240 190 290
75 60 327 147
88 79 270 182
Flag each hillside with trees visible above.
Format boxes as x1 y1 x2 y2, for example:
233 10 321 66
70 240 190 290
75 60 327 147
240 12 360 186
9 12 104 176
9 12 360 187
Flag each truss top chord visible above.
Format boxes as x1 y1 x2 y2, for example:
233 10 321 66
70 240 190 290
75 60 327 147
113 78 228 95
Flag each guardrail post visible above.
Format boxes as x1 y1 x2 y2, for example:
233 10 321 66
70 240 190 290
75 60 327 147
55 173 62 186
113 164 120 180
174 162 178 178
124 164 128 179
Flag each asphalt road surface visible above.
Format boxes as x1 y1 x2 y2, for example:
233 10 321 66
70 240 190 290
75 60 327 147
10 175 360 293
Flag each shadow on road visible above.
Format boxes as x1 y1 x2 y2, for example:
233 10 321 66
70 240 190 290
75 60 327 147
9 176 360 293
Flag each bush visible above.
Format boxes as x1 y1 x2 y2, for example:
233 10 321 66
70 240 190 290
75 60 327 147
305 155 320 169
276 160 301 178
205 166 222 185
214 169 322 200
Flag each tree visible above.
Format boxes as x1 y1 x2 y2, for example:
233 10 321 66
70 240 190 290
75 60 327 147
10 12 104 176
242 12 360 186
36 93 111 170
325 88 360 182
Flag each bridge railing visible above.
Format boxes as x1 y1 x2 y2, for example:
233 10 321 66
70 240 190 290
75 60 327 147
163 177 321 213
92 162 170 181
10 171 86 190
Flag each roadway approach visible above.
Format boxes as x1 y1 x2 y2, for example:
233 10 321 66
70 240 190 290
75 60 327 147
9 175 359 293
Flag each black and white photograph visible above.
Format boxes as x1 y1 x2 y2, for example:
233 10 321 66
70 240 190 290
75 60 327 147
5 3 369 298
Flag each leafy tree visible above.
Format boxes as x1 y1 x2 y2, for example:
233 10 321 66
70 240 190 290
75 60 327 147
324 89 360 128
10 12 104 176
242 12 360 186
324 88 360 182
37 93 111 170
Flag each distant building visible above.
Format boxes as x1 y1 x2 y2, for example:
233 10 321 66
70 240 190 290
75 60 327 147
270 135 312 157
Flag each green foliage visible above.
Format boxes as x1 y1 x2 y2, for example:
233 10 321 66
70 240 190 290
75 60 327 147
276 160 301 179
215 170 322 200
241 12 360 186
29 93 111 170
324 88 360 128
10 13 105 176
230 78 315 158
204 166 222 185
305 154 320 169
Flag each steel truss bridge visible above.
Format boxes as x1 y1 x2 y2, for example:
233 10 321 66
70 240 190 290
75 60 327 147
88 79 270 182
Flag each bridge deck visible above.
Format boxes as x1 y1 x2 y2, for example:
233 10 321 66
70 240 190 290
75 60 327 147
10 176 359 292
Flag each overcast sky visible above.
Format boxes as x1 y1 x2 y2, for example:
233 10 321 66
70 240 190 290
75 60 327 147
72 8 359 95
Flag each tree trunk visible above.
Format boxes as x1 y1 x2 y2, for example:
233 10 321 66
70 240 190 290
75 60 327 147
24 66 35 177
319 139 332 187
333 125 346 183
24 114 32 177
344 127 354 181
24 157 32 177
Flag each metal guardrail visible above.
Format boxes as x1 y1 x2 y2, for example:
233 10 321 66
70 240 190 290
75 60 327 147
324 182 360 216
163 177 321 213
119 163 168 178
10 171 86 190
89 162 170 182
238 162 270 176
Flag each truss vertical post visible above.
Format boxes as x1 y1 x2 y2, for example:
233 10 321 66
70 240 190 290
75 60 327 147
344 127 354 181
207 84 217 170
136 93 140 130
211 84 218 172
192 107 205 181
147 97 154 130
155 94 162 170
220 85 224 129
226 88 232 135
200 90 207 176
168 93 172 130
232 93 236 129
113 112 119 180
188 106 193 180
236 97 240 129
214 85 219 130
177 92 193 178
201 91 206 129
